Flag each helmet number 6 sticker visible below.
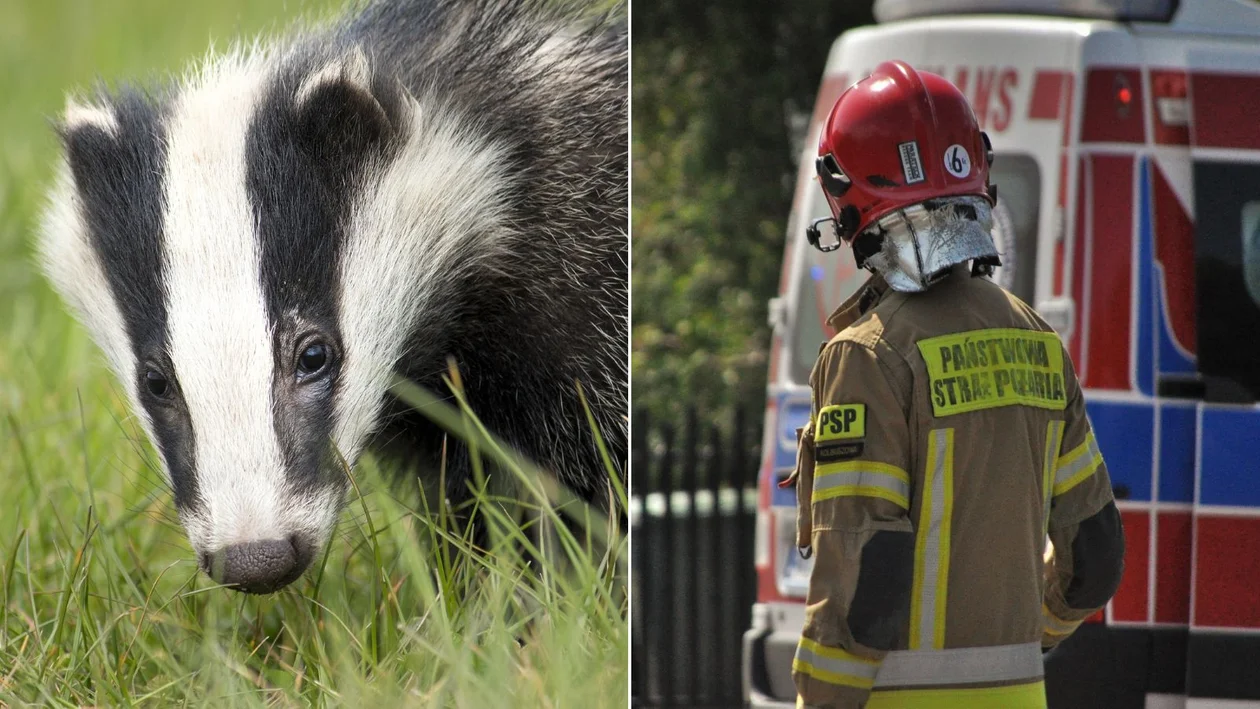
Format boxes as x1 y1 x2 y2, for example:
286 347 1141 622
945 144 971 178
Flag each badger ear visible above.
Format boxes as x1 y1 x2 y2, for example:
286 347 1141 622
59 97 120 139
57 98 122 195
293 47 398 165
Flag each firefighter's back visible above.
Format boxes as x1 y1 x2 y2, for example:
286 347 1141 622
854 268 1062 649
827 267 1103 708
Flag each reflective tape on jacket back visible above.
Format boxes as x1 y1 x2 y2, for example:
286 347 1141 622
916 328 1068 418
910 428 954 649
1041 421 1066 538
873 641 1045 688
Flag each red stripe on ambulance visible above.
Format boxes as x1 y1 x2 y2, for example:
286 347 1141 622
1155 509 1192 624
1049 72 1073 298
1193 516 1260 629
1190 72 1260 149
1151 161 1197 357
1113 509 1150 622
1082 155 1135 389
1028 70 1071 120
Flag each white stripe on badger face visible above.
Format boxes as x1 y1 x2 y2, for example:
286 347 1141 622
39 158 153 443
332 95 510 462
161 58 338 554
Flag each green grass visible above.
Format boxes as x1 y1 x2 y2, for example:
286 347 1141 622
0 1 628 705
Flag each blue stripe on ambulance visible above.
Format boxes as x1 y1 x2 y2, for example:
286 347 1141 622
1199 405 1260 507
1085 400 1154 501
1159 404 1196 504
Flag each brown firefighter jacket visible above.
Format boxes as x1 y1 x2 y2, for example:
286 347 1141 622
789 267 1125 709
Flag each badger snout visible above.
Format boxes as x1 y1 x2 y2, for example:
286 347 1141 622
201 534 315 594
179 470 345 594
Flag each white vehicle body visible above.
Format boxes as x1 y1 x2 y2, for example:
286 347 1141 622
744 1 1260 707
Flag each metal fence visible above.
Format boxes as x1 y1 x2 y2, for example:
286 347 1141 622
631 408 762 709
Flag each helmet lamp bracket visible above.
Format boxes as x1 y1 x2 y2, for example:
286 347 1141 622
806 216 844 252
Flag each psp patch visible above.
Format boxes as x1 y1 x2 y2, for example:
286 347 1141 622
815 403 866 442
814 404 866 461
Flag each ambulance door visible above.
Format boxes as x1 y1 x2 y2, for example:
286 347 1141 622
1184 57 1260 704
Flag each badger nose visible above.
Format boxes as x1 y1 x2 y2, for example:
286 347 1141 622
203 538 309 594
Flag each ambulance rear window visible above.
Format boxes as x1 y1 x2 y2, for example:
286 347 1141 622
1244 202 1260 308
989 154 1041 303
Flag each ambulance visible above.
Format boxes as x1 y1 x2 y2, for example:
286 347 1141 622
742 1 1260 706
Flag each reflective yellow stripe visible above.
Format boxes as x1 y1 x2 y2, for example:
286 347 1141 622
1054 432 1102 496
813 484 910 508
1041 421 1065 537
816 460 910 482
866 681 1046 709
1041 604 1082 637
910 428 954 650
798 637 881 665
792 659 876 689
934 430 954 650
793 638 879 689
812 461 911 508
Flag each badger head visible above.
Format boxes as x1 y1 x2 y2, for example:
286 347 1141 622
39 47 507 593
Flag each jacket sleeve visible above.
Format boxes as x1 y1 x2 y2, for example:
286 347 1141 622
1042 350 1125 650
793 340 914 709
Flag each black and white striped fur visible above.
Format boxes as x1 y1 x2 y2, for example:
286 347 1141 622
39 0 627 593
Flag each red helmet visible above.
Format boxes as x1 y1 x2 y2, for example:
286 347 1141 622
810 60 995 250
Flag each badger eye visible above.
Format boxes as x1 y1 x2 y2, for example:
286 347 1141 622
297 343 329 376
145 370 171 398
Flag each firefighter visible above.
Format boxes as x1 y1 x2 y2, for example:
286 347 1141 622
786 60 1126 709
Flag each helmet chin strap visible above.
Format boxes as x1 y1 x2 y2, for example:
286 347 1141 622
899 209 930 288
852 229 883 268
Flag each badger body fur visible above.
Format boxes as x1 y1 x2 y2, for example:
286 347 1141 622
39 0 627 593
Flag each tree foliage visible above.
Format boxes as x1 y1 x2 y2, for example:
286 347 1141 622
632 3 876 424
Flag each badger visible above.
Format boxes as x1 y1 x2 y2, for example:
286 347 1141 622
38 0 627 594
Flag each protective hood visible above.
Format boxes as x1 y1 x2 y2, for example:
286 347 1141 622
861 195 1001 293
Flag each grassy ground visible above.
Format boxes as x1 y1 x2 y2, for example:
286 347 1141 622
0 0 628 706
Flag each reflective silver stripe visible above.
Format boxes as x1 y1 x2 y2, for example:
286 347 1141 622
793 638 879 687
910 428 954 650
1054 432 1102 494
873 642 1045 688
812 464 910 508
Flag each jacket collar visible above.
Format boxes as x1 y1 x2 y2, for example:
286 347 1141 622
826 273 891 332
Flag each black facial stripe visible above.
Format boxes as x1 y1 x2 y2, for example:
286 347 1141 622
65 90 200 510
246 56 396 488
